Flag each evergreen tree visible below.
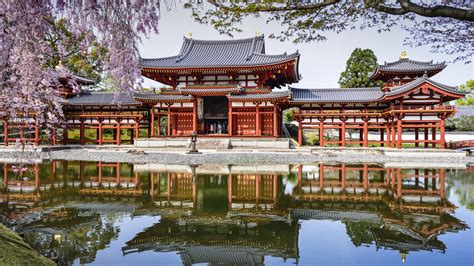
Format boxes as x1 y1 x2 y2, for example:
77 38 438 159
456 79 474 106
338 48 382 88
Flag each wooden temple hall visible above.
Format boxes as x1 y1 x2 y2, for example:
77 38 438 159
0 35 467 148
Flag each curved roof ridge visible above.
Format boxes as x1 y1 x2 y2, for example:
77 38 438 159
246 36 257 61
181 35 264 44
381 58 446 67
289 86 380 91
176 39 194 62
386 76 466 97
252 51 299 58
140 55 180 61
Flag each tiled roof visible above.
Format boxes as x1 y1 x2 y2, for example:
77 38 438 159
385 76 466 97
133 91 194 103
370 58 446 79
228 90 291 101
139 35 299 68
65 92 140 106
289 87 383 103
72 74 97 85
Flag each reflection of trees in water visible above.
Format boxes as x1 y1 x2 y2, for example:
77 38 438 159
446 169 474 209
344 221 378 247
21 210 120 265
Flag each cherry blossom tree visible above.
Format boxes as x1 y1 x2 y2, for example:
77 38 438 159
0 0 160 145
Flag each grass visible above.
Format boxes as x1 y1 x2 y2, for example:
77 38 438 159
0 224 55 265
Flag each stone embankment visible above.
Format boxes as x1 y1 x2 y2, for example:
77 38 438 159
0 146 471 166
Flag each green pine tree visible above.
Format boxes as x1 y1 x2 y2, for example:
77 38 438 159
338 48 382 88
456 80 474 106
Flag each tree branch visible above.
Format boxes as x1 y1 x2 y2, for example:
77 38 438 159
208 0 341 12
366 0 474 22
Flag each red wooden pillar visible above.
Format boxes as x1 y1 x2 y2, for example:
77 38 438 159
255 104 261 136
363 120 368 147
424 127 429 148
228 101 233 136
359 128 363 147
273 105 278 137
385 124 391 147
414 128 419 147
150 107 155 137
298 118 303 146
3 121 8 146
135 119 140 141
98 120 103 145
34 126 40 146
192 99 197 133
396 119 402 149
117 120 121 145
319 120 324 147
440 119 446 149
391 123 396 148
432 123 436 148
341 120 346 147
167 105 171 136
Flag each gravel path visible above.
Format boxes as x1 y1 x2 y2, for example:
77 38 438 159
3 148 468 165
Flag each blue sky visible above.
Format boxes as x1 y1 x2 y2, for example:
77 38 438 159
139 6 473 89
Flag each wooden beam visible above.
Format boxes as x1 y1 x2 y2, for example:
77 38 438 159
298 118 303 146
273 105 278 137
319 120 324 147
150 107 155 137
440 119 446 149
363 121 368 147
397 119 402 149
341 120 346 147
228 101 233 136
256 104 261 136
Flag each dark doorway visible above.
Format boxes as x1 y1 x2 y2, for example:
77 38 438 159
202 96 228 134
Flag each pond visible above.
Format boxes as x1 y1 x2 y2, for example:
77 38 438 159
0 161 473 265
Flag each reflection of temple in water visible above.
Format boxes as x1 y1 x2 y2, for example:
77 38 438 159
0 161 469 264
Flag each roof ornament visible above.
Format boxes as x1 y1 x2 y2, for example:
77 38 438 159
255 29 262 36
400 50 408 60
187 32 193 39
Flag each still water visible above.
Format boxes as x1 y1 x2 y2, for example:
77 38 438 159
0 161 473 266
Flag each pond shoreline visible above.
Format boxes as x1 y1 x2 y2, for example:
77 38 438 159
1 147 472 166
0 224 55 265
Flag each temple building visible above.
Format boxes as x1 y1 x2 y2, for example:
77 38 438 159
0 35 467 148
